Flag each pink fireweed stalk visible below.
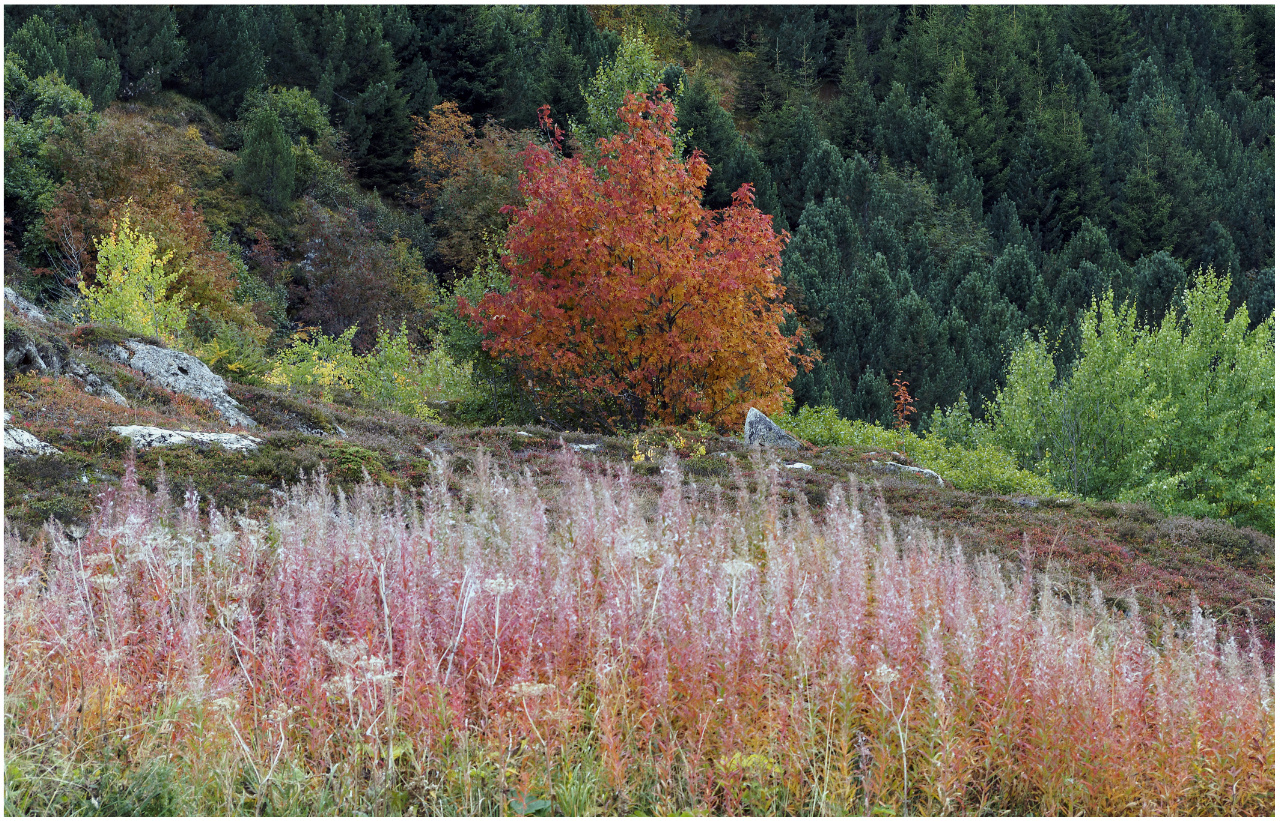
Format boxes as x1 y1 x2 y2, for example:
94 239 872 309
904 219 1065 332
4 448 1273 815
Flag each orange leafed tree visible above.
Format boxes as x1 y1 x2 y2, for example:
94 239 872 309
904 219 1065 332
465 90 811 431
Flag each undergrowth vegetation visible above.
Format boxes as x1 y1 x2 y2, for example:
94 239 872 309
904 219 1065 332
773 404 1057 498
264 323 476 422
5 452 1271 816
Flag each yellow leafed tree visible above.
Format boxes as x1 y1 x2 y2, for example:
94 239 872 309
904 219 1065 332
80 207 192 345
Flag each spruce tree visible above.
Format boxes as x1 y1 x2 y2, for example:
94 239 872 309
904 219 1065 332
87 6 185 97
1066 5 1133 102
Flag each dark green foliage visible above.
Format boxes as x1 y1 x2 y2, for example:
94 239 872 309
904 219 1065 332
237 106 295 212
1006 94 1105 254
6 12 121 110
827 50 877 156
677 73 780 220
755 102 823 230
932 53 998 196
85 6 186 98
175 6 267 119
344 80 412 190
1133 252 1188 327
1065 5 1133 101
1114 163 1174 262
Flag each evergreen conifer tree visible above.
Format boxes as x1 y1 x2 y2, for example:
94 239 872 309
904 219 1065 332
238 106 295 212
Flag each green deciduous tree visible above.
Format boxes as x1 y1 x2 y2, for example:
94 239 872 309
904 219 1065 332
574 27 665 151
1138 269 1274 529
990 269 1273 529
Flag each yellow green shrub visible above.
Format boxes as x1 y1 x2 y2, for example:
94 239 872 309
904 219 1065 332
773 404 1054 496
79 208 189 345
264 323 477 421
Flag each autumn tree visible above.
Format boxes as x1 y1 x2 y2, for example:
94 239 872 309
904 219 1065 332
80 207 188 344
42 108 257 331
409 100 533 276
466 91 810 431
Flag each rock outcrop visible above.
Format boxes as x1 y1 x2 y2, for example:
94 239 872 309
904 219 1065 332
67 361 129 406
102 340 255 427
4 325 66 377
5 318 128 405
3 412 61 456
110 425 262 452
4 287 47 322
743 407 802 450
870 460 944 486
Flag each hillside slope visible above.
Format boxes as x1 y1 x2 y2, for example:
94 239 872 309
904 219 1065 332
5 303 1272 657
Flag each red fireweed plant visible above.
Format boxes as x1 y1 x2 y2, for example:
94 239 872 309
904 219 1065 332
4 449 1273 815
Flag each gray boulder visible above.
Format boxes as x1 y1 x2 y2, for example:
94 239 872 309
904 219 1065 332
102 340 255 427
4 413 61 456
111 425 262 452
744 407 802 450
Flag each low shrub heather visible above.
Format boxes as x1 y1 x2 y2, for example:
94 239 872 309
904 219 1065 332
5 452 1271 815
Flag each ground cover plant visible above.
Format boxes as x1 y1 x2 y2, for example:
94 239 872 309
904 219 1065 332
5 450 1272 815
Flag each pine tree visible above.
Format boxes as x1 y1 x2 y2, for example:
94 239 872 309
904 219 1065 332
828 49 877 156
1115 162 1174 262
344 81 412 191
1132 251 1187 327
86 6 186 97
177 6 266 118
1066 5 1133 102
238 106 295 212
755 102 823 230
932 55 998 195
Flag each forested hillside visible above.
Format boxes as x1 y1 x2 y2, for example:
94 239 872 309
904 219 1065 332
4 5 1274 524
4 7 1275 815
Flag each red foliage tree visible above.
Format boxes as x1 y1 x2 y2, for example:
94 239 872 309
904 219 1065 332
465 91 811 431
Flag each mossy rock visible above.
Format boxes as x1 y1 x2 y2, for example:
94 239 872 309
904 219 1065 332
68 323 167 351
4 321 72 378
